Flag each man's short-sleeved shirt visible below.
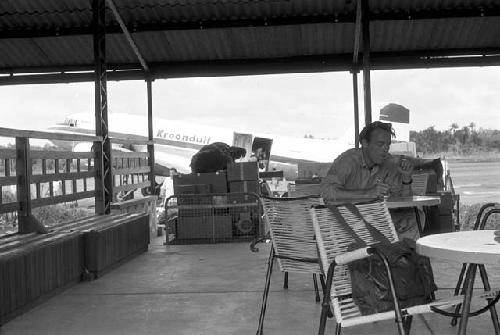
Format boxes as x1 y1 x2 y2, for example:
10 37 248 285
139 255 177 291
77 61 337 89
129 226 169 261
320 148 406 201
320 148 418 240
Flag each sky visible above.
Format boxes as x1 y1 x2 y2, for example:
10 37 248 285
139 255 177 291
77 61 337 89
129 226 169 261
1 66 500 139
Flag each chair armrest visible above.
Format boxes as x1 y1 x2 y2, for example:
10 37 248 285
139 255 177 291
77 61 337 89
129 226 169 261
334 247 371 265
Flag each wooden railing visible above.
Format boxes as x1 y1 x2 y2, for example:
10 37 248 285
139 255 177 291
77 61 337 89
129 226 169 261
0 128 155 234
110 138 155 200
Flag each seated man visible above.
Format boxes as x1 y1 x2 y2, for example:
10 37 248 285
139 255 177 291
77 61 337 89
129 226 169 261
320 121 419 240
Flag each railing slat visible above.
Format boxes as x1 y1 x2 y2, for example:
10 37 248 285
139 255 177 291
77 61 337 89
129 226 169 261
112 152 149 159
0 149 16 158
30 151 94 159
112 166 150 176
110 137 153 146
0 202 20 214
31 191 95 208
0 127 102 142
0 176 17 187
30 171 94 184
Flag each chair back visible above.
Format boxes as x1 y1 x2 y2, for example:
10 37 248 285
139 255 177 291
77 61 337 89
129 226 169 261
260 195 322 274
310 201 398 324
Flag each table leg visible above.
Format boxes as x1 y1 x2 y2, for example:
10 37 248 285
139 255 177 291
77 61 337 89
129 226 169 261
414 207 423 235
478 264 500 334
458 264 477 335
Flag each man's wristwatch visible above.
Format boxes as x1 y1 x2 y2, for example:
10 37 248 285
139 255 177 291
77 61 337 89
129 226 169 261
402 178 413 185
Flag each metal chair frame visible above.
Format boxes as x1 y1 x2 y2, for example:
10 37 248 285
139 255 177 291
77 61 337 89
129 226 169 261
310 201 500 335
256 195 325 335
450 202 500 332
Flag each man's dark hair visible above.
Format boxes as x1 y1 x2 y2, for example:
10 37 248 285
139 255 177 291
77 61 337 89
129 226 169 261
359 121 395 144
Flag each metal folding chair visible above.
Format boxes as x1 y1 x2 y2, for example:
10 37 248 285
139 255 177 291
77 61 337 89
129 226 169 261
256 195 324 335
310 200 500 335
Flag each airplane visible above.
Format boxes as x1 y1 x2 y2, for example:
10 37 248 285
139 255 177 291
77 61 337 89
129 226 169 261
46 105 416 182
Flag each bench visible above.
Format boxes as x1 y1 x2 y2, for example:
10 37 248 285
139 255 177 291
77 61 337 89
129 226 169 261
0 212 149 326
110 195 158 235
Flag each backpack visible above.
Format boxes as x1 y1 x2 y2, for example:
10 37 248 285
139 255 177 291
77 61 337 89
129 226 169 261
327 204 437 315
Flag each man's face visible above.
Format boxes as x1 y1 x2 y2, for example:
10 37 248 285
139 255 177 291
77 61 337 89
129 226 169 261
362 128 391 165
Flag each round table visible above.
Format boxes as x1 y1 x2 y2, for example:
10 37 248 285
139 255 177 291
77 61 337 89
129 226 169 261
417 230 500 265
417 230 500 335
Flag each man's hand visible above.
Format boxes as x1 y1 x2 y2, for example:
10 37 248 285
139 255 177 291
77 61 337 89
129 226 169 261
371 182 390 198
397 156 414 183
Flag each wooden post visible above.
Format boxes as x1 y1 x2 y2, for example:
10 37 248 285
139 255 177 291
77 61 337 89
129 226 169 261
16 137 32 233
16 137 47 233
147 78 156 195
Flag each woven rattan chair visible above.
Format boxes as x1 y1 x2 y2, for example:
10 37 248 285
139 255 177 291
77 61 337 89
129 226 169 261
256 195 324 335
310 201 500 335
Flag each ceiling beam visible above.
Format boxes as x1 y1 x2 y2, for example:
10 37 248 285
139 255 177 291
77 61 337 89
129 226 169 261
1 54 500 85
2 47 500 75
1 6 500 39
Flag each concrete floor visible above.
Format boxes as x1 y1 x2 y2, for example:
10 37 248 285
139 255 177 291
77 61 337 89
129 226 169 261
2 236 500 335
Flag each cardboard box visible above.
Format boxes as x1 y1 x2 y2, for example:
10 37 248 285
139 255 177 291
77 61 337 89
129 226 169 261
227 162 259 181
229 180 260 194
177 215 232 239
173 171 227 193
412 172 438 195
259 170 284 179
175 184 212 195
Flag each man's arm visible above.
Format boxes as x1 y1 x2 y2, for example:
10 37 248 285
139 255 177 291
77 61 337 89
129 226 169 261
320 176 386 201
386 156 414 197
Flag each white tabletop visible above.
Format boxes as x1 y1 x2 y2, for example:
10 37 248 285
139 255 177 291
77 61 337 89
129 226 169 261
416 230 500 265
385 195 441 209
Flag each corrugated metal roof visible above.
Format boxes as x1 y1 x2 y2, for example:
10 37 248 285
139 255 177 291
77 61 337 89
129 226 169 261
0 0 499 81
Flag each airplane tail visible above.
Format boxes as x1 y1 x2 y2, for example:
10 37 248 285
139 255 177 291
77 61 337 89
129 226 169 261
379 103 410 142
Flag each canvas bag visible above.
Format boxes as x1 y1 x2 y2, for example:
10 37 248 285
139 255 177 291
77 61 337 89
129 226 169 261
326 203 437 315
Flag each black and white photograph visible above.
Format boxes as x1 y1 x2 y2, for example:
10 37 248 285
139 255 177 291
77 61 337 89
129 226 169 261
1 1 500 334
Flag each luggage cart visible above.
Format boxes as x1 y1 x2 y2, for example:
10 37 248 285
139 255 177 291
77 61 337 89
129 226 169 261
164 192 262 245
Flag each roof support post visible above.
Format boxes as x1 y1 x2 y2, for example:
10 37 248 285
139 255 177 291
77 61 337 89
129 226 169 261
361 0 372 125
352 71 360 148
93 0 112 215
147 78 155 195
352 0 362 148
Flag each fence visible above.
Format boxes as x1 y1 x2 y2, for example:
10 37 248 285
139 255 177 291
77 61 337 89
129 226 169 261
0 128 155 235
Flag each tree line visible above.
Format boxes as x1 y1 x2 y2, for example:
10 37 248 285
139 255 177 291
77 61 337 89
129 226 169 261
409 123 500 154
